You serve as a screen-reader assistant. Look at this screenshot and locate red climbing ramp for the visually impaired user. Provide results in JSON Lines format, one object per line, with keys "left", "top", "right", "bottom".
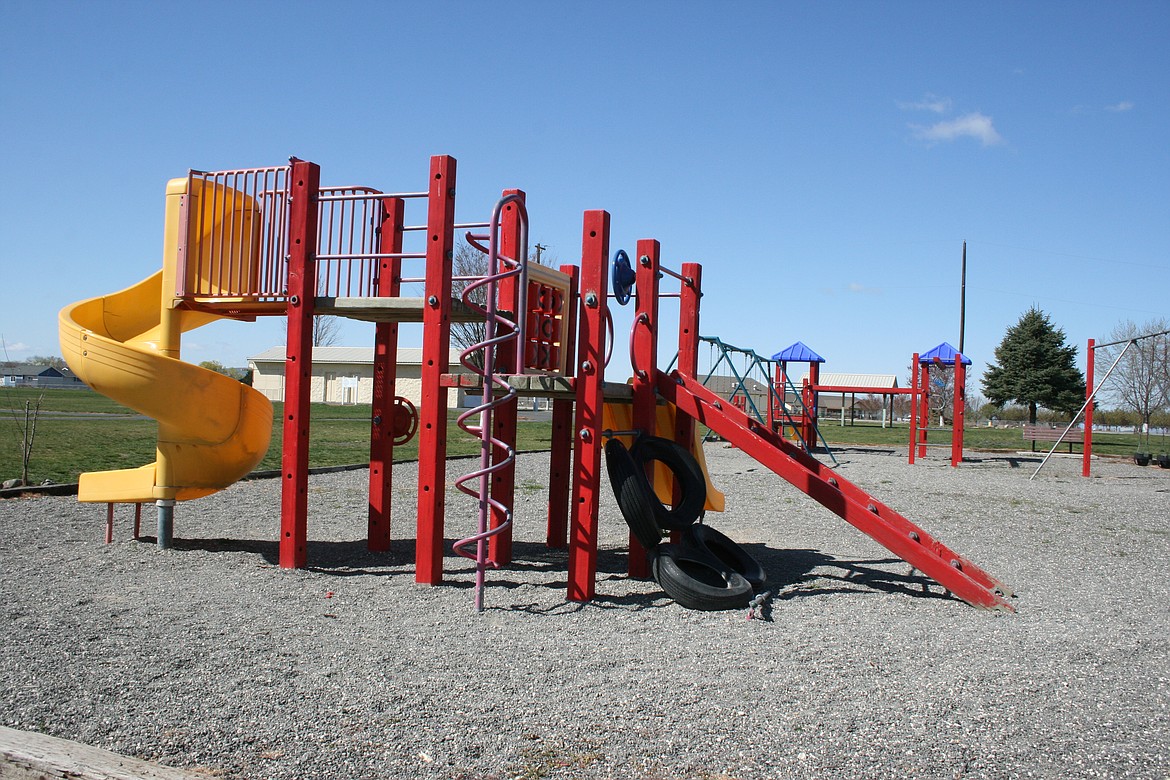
{"left": 656, "top": 369, "right": 1015, "bottom": 612}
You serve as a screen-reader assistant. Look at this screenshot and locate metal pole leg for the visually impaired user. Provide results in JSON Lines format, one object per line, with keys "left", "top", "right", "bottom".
{"left": 156, "top": 499, "right": 175, "bottom": 549}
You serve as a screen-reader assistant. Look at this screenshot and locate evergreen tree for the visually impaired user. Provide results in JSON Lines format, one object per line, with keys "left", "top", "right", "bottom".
{"left": 982, "top": 307, "right": 1085, "bottom": 424}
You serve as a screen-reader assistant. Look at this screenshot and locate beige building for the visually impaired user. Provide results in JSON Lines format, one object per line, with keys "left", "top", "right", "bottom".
{"left": 247, "top": 346, "right": 474, "bottom": 407}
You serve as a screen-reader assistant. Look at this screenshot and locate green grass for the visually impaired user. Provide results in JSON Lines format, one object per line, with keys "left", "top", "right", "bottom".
{"left": 811, "top": 419, "right": 1144, "bottom": 458}
{"left": 1, "top": 388, "right": 552, "bottom": 485}
{"left": 2, "top": 386, "right": 135, "bottom": 415}
{"left": 0, "top": 387, "right": 1149, "bottom": 485}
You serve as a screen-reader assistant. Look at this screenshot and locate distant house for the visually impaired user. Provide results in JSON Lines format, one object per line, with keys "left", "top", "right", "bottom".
{"left": 788, "top": 372, "right": 901, "bottom": 421}
{"left": 0, "top": 364, "right": 85, "bottom": 389}
{"left": 247, "top": 346, "right": 475, "bottom": 407}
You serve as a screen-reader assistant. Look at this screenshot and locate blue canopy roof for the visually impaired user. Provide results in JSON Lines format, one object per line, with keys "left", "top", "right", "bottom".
{"left": 771, "top": 341, "right": 826, "bottom": 363}
{"left": 919, "top": 341, "right": 972, "bottom": 365}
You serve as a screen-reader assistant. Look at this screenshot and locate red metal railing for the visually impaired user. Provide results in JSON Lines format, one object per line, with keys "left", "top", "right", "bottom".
{"left": 177, "top": 165, "right": 430, "bottom": 303}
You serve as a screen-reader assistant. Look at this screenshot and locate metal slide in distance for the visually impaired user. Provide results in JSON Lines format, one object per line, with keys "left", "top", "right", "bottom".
{"left": 655, "top": 369, "right": 1015, "bottom": 612}
{"left": 57, "top": 178, "right": 273, "bottom": 504}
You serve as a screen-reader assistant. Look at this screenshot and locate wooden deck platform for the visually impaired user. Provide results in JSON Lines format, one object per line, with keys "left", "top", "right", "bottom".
{"left": 314, "top": 296, "right": 481, "bottom": 323}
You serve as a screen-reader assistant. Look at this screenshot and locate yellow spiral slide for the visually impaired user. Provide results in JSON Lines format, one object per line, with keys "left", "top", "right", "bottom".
{"left": 58, "top": 177, "right": 273, "bottom": 504}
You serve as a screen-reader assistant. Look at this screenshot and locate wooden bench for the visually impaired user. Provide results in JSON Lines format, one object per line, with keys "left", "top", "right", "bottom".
{"left": 1023, "top": 424, "right": 1083, "bottom": 453}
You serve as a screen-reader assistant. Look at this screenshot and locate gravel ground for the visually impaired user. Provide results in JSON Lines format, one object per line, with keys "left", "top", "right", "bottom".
{"left": 2, "top": 446, "right": 1168, "bottom": 779}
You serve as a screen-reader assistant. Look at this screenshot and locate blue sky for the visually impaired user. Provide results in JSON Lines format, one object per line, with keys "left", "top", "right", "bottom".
{"left": 2, "top": 1, "right": 1166, "bottom": 395}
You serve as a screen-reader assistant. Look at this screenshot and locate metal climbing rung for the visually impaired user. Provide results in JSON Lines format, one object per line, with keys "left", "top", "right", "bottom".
{"left": 655, "top": 369, "right": 1015, "bottom": 612}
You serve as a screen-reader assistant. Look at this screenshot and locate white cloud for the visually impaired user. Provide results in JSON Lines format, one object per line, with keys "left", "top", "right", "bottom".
{"left": 1105, "top": 101, "right": 1134, "bottom": 112}
{"left": 847, "top": 282, "right": 881, "bottom": 295}
{"left": 911, "top": 112, "right": 1004, "bottom": 146}
{"left": 898, "top": 93, "right": 952, "bottom": 113}
{"left": 1, "top": 340, "right": 30, "bottom": 354}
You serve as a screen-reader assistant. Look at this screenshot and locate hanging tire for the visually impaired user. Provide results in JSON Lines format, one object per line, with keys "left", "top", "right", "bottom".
{"left": 651, "top": 543, "right": 754, "bottom": 611}
{"left": 605, "top": 438, "right": 664, "bottom": 551}
{"left": 682, "top": 524, "right": 767, "bottom": 590}
{"left": 629, "top": 436, "right": 707, "bottom": 531}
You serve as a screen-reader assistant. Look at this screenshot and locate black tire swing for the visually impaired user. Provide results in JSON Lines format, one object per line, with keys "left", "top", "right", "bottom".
{"left": 603, "top": 437, "right": 664, "bottom": 551}
{"left": 651, "top": 543, "right": 754, "bottom": 611}
{"left": 604, "top": 434, "right": 765, "bottom": 611}
{"left": 629, "top": 436, "right": 708, "bottom": 531}
{"left": 681, "top": 523, "right": 767, "bottom": 591}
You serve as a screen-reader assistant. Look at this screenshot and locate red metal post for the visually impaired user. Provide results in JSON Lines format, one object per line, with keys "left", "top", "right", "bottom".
{"left": 567, "top": 210, "right": 609, "bottom": 602}
{"left": 488, "top": 189, "right": 524, "bottom": 566}
{"left": 629, "top": 238, "right": 661, "bottom": 578}
{"left": 1083, "top": 338, "right": 1095, "bottom": 477}
{"left": 416, "top": 155, "right": 458, "bottom": 584}
{"left": 776, "top": 363, "right": 788, "bottom": 434}
{"left": 368, "top": 197, "right": 404, "bottom": 551}
{"left": 917, "top": 359, "right": 930, "bottom": 459}
{"left": 909, "top": 353, "right": 920, "bottom": 465}
{"left": 547, "top": 264, "right": 580, "bottom": 548}
{"left": 106, "top": 503, "right": 114, "bottom": 544}
{"left": 279, "top": 159, "right": 321, "bottom": 569}
{"left": 671, "top": 263, "right": 703, "bottom": 541}
{"left": 674, "top": 263, "right": 702, "bottom": 443}
{"left": 951, "top": 354, "right": 966, "bottom": 467}
{"left": 802, "top": 362, "right": 820, "bottom": 447}
{"left": 133, "top": 502, "right": 141, "bottom": 540}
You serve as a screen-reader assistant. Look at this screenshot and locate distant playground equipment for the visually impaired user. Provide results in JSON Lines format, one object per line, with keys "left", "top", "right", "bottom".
{"left": 58, "top": 155, "right": 1014, "bottom": 612}
{"left": 690, "top": 337, "right": 971, "bottom": 468}
{"left": 1035, "top": 329, "right": 1170, "bottom": 480}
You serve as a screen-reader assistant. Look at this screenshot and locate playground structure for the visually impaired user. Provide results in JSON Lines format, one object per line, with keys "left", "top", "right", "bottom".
{"left": 58, "top": 154, "right": 1013, "bottom": 612}
{"left": 693, "top": 337, "right": 970, "bottom": 468}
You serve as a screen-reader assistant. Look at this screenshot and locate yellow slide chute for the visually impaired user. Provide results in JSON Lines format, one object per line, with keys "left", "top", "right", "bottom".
{"left": 58, "top": 177, "right": 273, "bottom": 503}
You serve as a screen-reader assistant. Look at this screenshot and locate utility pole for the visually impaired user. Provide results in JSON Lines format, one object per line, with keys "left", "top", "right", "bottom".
{"left": 959, "top": 241, "right": 967, "bottom": 355}
{"left": 534, "top": 243, "right": 548, "bottom": 265}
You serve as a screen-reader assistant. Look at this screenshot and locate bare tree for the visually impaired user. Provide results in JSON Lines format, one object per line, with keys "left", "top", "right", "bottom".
{"left": 2, "top": 337, "right": 44, "bottom": 486}
{"left": 1098, "top": 317, "right": 1170, "bottom": 451}
{"left": 449, "top": 239, "right": 556, "bottom": 371}
{"left": 25, "top": 355, "right": 67, "bottom": 370}
{"left": 312, "top": 316, "right": 341, "bottom": 347}
{"left": 281, "top": 315, "right": 342, "bottom": 348}
{"left": 906, "top": 362, "right": 956, "bottom": 425}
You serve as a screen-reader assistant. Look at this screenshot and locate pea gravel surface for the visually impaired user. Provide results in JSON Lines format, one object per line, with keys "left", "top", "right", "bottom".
{"left": 2, "top": 446, "right": 1168, "bottom": 779}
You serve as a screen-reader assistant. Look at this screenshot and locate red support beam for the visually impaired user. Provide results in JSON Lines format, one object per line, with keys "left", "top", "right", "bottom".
{"left": 547, "top": 265, "right": 580, "bottom": 548}
{"left": 674, "top": 262, "right": 702, "bottom": 445}
{"left": 801, "top": 363, "right": 820, "bottom": 447}
{"left": 488, "top": 189, "right": 524, "bottom": 566}
{"left": 908, "top": 353, "right": 920, "bottom": 465}
{"left": 279, "top": 159, "right": 321, "bottom": 569}
{"left": 917, "top": 358, "right": 930, "bottom": 459}
{"left": 1083, "top": 338, "right": 1095, "bottom": 477}
{"left": 416, "top": 155, "right": 458, "bottom": 584}
{"left": 628, "top": 238, "right": 661, "bottom": 578}
{"left": 368, "top": 197, "right": 404, "bottom": 551}
{"left": 567, "top": 210, "right": 609, "bottom": 602}
{"left": 952, "top": 354, "right": 966, "bottom": 467}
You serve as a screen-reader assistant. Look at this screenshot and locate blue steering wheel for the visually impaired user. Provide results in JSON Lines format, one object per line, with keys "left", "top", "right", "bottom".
{"left": 611, "top": 249, "right": 635, "bottom": 306}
